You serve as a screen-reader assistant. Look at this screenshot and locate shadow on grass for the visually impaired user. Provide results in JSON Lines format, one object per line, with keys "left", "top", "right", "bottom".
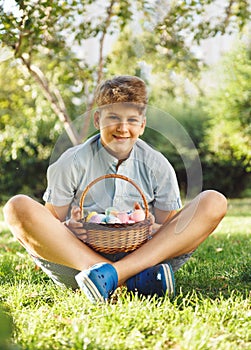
{"left": 0, "top": 230, "right": 51, "bottom": 288}
{"left": 1, "top": 228, "right": 250, "bottom": 302}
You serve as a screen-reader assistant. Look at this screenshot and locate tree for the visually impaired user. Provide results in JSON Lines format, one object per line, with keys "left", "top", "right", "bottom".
{"left": 106, "top": 1, "right": 251, "bottom": 101}
{"left": 204, "top": 42, "right": 251, "bottom": 172}
{"left": 0, "top": 0, "right": 151, "bottom": 144}
{"left": 1, "top": 0, "right": 251, "bottom": 200}
{"left": 1, "top": 0, "right": 250, "bottom": 143}
{"left": 0, "top": 58, "right": 59, "bottom": 200}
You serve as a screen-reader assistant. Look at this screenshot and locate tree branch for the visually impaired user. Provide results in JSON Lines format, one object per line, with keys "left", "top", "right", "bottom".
{"left": 20, "top": 55, "right": 81, "bottom": 145}
{"left": 80, "top": 0, "right": 116, "bottom": 140}
{"left": 97, "top": 0, "right": 116, "bottom": 83}
{"left": 221, "top": 0, "right": 234, "bottom": 34}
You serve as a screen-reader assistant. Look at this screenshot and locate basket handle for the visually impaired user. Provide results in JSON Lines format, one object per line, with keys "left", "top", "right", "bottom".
{"left": 79, "top": 173, "right": 149, "bottom": 218}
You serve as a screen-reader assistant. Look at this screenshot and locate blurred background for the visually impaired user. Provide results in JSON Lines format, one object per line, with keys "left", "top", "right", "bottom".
{"left": 0, "top": 0, "right": 250, "bottom": 202}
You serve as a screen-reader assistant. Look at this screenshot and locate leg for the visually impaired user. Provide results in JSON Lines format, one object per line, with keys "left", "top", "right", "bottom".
{"left": 75, "top": 190, "right": 227, "bottom": 302}
{"left": 3, "top": 195, "right": 110, "bottom": 270}
{"left": 114, "top": 190, "right": 227, "bottom": 284}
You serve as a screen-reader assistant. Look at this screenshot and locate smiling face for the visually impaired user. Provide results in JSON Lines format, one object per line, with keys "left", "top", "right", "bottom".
{"left": 94, "top": 103, "right": 146, "bottom": 159}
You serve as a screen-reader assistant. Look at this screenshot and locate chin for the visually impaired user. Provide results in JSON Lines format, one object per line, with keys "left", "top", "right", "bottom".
{"left": 110, "top": 147, "right": 130, "bottom": 159}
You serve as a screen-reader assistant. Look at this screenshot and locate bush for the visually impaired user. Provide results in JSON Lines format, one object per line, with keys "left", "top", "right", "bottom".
{"left": 143, "top": 100, "right": 250, "bottom": 198}
{"left": 0, "top": 154, "right": 48, "bottom": 204}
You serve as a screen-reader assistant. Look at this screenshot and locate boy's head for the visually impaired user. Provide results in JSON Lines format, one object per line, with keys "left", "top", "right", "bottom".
{"left": 93, "top": 76, "right": 147, "bottom": 160}
{"left": 94, "top": 75, "right": 148, "bottom": 113}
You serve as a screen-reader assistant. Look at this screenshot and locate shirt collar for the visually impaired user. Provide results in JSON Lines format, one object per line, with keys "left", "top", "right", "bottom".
{"left": 97, "top": 134, "right": 136, "bottom": 167}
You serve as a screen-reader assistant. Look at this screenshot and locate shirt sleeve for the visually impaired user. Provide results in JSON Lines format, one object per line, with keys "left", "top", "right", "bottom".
{"left": 152, "top": 154, "right": 182, "bottom": 211}
{"left": 43, "top": 147, "right": 81, "bottom": 206}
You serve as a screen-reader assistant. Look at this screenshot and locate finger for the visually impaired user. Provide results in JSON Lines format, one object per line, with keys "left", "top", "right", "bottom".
{"left": 71, "top": 206, "right": 81, "bottom": 218}
{"left": 74, "top": 227, "right": 87, "bottom": 235}
{"left": 71, "top": 220, "right": 84, "bottom": 228}
{"left": 71, "top": 206, "right": 82, "bottom": 221}
{"left": 69, "top": 220, "right": 86, "bottom": 233}
{"left": 65, "top": 218, "right": 83, "bottom": 230}
{"left": 148, "top": 213, "right": 155, "bottom": 224}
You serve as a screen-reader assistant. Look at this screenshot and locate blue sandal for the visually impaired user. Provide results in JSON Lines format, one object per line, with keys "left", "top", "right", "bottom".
{"left": 126, "top": 263, "right": 175, "bottom": 297}
{"left": 75, "top": 262, "right": 118, "bottom": 303}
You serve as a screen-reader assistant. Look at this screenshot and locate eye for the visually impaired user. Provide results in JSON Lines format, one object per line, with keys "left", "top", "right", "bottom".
{"left": 109, "top": 115, "right": 120, "bottom": 121}
{"left": 103, "top": 115, "right": 120, "bottom": 126}
{"left": 128, "top": 118, "right": 141, "bottom": 125}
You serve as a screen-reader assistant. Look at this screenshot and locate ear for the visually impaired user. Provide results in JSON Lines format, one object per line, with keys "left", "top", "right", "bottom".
{"left": 139, "top": 117, "right": 146, "bottom": 136}
{"left": 93, "top": 111, "right": 100, "bottom": 129}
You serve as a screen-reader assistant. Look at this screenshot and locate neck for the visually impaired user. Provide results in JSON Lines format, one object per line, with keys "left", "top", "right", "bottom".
{"left": 100, "top": 140, "right": 132, "bottom": 160}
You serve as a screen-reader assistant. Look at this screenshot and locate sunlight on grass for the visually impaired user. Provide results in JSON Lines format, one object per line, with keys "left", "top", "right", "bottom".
{"left": 0, "top": 199, "right": 250, "bottom": 350}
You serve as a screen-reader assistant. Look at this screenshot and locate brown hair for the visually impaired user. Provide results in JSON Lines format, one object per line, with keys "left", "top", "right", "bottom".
{"left": 94, "top": 76, "right": 148, "bottom": 111}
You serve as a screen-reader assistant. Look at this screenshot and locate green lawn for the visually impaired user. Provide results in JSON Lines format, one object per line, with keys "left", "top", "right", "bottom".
{"left": 0, "top": 199, "right": 250, "bottom": 350}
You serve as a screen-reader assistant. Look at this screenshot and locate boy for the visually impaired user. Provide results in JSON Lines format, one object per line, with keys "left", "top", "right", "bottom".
{"left": 3, "top": 76, "right": 227, "bottom": 303}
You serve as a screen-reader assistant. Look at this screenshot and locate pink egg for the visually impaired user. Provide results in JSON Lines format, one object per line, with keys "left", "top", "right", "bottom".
{"left": 130, "top": 209, "right": 145, "bottom": 222}
{"left": 116, "top": 211, "right": 130, "bottom": 223}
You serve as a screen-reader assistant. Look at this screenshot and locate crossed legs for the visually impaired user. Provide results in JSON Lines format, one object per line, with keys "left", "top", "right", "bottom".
{"left": 3, "top": 190, "right": 227, "bottom": 286}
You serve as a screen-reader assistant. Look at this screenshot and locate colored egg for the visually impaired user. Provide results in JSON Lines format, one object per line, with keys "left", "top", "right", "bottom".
{"left": 86, "top": 211, "right": 97, "bottom": 222}
{"left": 98, "top": 214, "right": 107, "bottom": 222}
{"left": 105, "top": 207, "right": 118, "bottom": 216}
{"left": 130, "top": 209, "right": 145, "bottom": 222}
{"left": 116, "top": 211, "right": 130, "bottom": 223}
{"left": 89, "top": 214, "right": 104, "bottom": 224}
{"left": 106, "top": 215, "right": 121, "bottom": 224}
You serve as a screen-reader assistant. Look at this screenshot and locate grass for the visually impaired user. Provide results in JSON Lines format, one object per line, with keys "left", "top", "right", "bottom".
{"left": 0, "top": 198, "right": 250, "bottom": 350}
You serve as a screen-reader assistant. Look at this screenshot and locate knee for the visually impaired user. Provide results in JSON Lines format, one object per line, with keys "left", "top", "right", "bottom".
{"left": 200, "top": 190, "right": 227, "bottom": 221}
{"left": 3, "top": 194, "right": 32, "bottom": 224}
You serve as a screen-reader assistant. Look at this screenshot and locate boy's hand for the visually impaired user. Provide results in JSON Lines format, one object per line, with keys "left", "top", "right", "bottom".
{"left": 148, "top": 212, "right": 162, "bottom": 236}
{"left": 64, "top": 206, "right": 87, "bottom": 240}
{"left": 133, "top": 202, "right": 162, "bottom": 236}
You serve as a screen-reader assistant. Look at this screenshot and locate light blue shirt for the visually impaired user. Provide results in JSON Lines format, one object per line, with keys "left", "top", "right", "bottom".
{"left": 43, "top": 134, "right": 181, "bottom": 216}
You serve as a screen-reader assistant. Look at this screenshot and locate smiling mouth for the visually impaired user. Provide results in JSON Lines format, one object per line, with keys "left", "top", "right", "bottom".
{"left": 113, "top": 135, "right": 129, "bottom": 141}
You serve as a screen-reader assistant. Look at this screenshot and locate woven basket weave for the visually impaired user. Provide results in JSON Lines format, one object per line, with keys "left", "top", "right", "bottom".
{"left": 77, "top": 174, "right": 151, "bottom": 254}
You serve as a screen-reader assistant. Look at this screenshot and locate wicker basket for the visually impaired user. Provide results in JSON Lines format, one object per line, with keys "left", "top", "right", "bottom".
{"left": 77, "top": 174, "right": 151, "bottom": 254}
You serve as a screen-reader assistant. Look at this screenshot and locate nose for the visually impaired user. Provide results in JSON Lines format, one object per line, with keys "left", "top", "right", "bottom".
{"left": 116, "top": 121, "right": 128, "bottom": 132}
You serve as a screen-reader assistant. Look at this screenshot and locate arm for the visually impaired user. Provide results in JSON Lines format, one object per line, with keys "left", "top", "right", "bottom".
{"left": 151, "top": 207, "right": 177, "bottom": 235}
{"left": 45, "top": 203, "right": 85, "bottom": 237}
{"left": 45, "top": 202, "right": 69, "bottom": 221}
{"left": 154, "top": 207, "right": 177, "bottom": 225}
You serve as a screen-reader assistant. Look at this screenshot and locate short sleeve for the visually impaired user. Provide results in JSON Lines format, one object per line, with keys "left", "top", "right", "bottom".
{"left": 152, "top": 155, "right": 182, "bottom": 211}
{"left": 43, "top": 147, "right": 81, "bottom": 206}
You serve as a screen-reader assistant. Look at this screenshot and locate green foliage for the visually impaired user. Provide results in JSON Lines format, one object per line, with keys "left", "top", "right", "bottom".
{"left": 202, "top": 43, "right": 251, "bottom": 178}
{"left": 155, "top": 0, "right": 251, "bottom": 48}
{"left": 0, "top": 60, "right": 59, "bottom": 201}
{"left": 0, "top": 304, "right": 14, "bottom": 350}
{"left": 141, "top": 95, "right": 251, "bottom": 197}
{"left": 0, "top": 0, "right": 149, "bottom": 98}
{"left": 0, "top": 0, "right": 154, "bottom": 145}
{"left": 106, "top": 28, "right": 143, "bottom": 76}
{"left": 0, "top": 1, "right": 251, "bottom": 200}
{"left": 108, "top": 0, "right": 251, "bottom": 80}
{"left": 0, "top": 199, "right": 250, "bottom": 349}
{"left": 140, "top": 101, "right": 208, "bottom": 196}
{"left": 201, "top": 157, "right": 251, "bottom": 197}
